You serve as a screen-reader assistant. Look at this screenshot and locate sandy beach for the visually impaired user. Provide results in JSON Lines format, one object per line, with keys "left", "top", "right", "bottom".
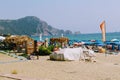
{"left": 0, "top": 53, "right": 120, "bottom": 80}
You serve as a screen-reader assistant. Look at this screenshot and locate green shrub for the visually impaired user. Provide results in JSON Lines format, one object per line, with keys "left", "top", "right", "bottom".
{"left": 47, "top": 45, "right": 55, "bottom": 51}
{"left": 39, "top": 46, "right": 52, "bottom": 55}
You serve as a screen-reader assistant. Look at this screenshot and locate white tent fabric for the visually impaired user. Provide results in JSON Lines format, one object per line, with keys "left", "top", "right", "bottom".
{"left": 63, "top": 48, "right": 83, "bottom": 60}
{"left": 50, "top": 47, "right": 95, "bottom": 61}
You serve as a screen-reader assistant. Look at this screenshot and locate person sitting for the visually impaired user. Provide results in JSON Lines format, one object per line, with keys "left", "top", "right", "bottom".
{"left": 82, "top": 45, "right": 96, "bottom": 62}
{"left": 53, "top": 46, "right": 60, "bottom": 51}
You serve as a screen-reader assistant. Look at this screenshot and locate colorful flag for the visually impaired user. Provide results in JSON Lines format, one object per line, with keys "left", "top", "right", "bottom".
{"left": 100, "top": 21, "right": 106, "bottom": 42}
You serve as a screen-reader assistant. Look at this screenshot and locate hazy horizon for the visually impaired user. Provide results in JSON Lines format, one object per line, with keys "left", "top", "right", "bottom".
{"left": 0, "top": 0, "right": 120, "bottom": 33}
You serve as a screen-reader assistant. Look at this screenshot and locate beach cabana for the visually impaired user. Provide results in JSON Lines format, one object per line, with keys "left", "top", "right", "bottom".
{"left": 3, "top": 35, "right": 36, "bottom": 54}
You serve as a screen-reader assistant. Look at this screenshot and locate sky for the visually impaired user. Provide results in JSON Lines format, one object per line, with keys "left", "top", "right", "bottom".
{"left": 0, "top": 0, "right": 120, "bottom": 34}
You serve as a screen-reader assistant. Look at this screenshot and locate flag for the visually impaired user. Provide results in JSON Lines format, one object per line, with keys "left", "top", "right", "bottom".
{"left": 100, "top": 21, "right": 106, "bottom": 42}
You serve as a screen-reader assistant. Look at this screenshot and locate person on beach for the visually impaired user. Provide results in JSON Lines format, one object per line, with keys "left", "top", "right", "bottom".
{"left": 35, "top": 51, "right": 39, "bottom": 60}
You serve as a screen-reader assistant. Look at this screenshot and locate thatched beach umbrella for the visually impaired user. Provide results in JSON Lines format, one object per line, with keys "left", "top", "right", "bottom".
{"left": 4, "top": 35, "right": 19, "bottom": 43}
{"left": 50, "top": 37, "right": 69, "bottom": 45}
{"left": 17, "top": 35, "right": 33, "bottom": 44}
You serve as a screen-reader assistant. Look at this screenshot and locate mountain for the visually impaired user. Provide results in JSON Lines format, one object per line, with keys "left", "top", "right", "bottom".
{"left": 0, "top": 16, "right": 72, "bottom": 36}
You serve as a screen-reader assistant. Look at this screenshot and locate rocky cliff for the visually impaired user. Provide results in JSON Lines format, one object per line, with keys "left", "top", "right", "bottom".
{"left": 0, "top": 16, "right": 72, "bottom": 36}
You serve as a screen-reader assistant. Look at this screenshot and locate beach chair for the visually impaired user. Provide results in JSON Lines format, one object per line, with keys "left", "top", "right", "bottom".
{"left": 82, "top": 46, "right": 96, "bottom": 62}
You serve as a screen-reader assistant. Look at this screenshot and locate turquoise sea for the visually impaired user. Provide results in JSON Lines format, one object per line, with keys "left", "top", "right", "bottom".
{"left": 31, "top": 32, "right": 120, "bottom": 42}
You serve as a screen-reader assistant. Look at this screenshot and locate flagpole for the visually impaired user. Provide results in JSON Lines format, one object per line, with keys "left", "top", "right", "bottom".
{"left": 104, "top": 21, "right": 107, "bottom": 56}
{"left": 105, "top": 21, "right": 106, "bottom": 42}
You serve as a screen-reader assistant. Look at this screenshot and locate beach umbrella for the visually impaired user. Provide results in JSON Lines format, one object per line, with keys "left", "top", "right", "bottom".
{"left": 81, "top": 41, "right": 85, "bottom": 45}
{"left": 94, "top": 40, "right": 103, "bottom": 44}
{"left": 111, "top": 39, "right": 119, "bottom": 42}
{"left": 96, "top": 43, "right": 105, "bottom": 46}
{"left": 73, "top": 42, "right": 78, "bottom": 45}
{"left": 105, "top": 42, "right": 111, "bottom": 45}
{"left": 109, "top": 42, "right": 120, "bottom": 45}
{"left": 84, "top": 41, "right": 94, "bottom": 45}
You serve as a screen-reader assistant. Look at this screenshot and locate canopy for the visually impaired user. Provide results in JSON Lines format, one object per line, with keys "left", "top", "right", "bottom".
{"left": 50, "top": 37, "right": 69, "bottom": 44}
{"left": 111, "top": 39, "right": 119, "bottom": 42}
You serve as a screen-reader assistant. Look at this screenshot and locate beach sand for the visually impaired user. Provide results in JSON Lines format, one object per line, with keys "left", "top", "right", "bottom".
{"left": 0, "top": 53, "right": 120, "bottom": 80}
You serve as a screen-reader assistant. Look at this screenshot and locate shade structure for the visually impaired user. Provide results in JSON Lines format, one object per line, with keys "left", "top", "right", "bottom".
{"left": 50, "top": 37, "right": 69, "bottom": 44}
{"left": 96, "top": 43, "right": 105, "bottom": 46}
{"left": 111, "top": 39, "right": 119, "bottom": 42}
{"left": 4, "top": 35, "right": 19, "bottom": 43}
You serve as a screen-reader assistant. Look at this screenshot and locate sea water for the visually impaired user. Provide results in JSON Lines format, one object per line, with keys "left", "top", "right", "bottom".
{"left": 31, "top": 32, "right": 120, "bottom": 42}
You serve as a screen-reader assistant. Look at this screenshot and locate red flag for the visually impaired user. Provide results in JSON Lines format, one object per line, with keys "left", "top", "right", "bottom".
{"left": 100, "top": 21, "right": 106, "bottom": 42}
